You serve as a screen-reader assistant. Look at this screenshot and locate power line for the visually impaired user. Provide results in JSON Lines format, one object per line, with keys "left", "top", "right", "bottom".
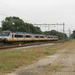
{"left": 0, "top": 2, "right": 41, "bottom": 23}
{"left": 0, "top": 12, "right": 8, "bottom": 16}
{"left": 0, "top": 10, "right": 12, "bottom": 16}
{"left": 34, "top": 23, "right": 65, "bottom": 40}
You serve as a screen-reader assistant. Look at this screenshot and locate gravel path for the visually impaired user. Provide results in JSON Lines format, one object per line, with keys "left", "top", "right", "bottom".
{"left": 5, "top": 41, "right": 75, "bottom": 75}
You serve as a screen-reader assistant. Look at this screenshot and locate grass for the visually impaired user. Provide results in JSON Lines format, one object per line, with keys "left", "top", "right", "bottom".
{"left": 35, "top": 40, "right": 75, "bottom": 75}
{"left": 0, "top": 40, "right": 73, "bottom": 74}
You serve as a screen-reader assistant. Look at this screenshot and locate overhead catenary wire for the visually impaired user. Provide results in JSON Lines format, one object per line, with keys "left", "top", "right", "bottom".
{"left": 0, "top": 1, "right": 67, "bottom": 38}
{"left": 0, "top": 12, "right": 9, "bottom": 16}
{"left": 0, "top": 10, "right": 12, "bottom": 16}
{"left": 0, "top": 2, "right": 30, "bottom": 22}
{"left": 0, "top": 2, "right": 42, "bottom": 23}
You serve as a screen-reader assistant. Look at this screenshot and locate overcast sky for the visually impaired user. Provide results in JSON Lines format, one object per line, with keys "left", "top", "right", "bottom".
{"left": 0, "top": 0, "right": 75, "bottom": 33}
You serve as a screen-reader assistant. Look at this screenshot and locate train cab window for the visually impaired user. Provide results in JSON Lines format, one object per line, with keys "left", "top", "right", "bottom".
{"left": 15, "top": 35, "right": 23, "bottom": 38}
{"left": 0, "top": 32, "right": 10, "bottom": 36}
{"left": 26, "top": 35, "right": 31, "bottom": 38}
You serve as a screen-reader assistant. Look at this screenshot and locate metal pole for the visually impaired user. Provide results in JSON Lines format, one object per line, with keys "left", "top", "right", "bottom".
{"left": 34, "top": 23, "right": 65, "bottom": 38}
{"left": 63, "top": 23, "right": 65, "bottom": 40}
{"left": 28, "top": 25, "right": 30, "bottom": 33}
{"left": 48, "top": 25, "right": 50, "bottom": 31}
{"left": 69, "top": 29, "right": 71, "bottom": 39}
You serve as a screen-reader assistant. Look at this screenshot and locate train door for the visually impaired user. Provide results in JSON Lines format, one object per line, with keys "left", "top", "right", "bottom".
{"left": 12, "top": 33, "right": 14, "bottom": 41}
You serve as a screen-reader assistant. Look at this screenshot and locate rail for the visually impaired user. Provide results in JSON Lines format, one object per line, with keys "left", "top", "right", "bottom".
{"left": 0, "top": 40, "right": 69, "bottom": 50}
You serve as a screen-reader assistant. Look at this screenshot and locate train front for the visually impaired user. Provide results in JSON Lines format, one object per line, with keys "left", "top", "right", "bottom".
{"left": 0, "top": 31, "right": 11, "bottom": 42}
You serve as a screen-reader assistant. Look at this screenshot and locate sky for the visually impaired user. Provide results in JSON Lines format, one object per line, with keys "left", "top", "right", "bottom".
{"left": 0, "top": 0, "right": 75, "bottom": 34}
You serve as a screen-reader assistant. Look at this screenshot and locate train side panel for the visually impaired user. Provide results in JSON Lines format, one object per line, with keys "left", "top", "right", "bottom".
{"left": 0, "top": 31, "right": 58, "bottom": 42}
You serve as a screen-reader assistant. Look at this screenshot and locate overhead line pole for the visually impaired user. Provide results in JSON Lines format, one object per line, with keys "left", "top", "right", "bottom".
{"left": 34, "top": 23, "right": 65, "bottom": 40}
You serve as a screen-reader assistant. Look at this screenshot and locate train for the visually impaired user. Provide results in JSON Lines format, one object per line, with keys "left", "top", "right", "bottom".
{"left": 0, "top": 31, "right": 58, "bottom": 43}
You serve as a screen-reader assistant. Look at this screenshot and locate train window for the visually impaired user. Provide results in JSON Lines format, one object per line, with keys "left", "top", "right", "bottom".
{"left": 35, "top": 36, "right": 39, "bottom": 38}
{"left": 48, "top": 37, "right": 53, "bottom": 38}
{"left": 40, "top": 36, "right": 44, "bottom": 38}
{"left": 48, "top": 37, "right": 50, "bottom": 38}
{"left": 25, "top": 35, "right": 31, "bottom": 38}
{"left": 15, "top": 35, "right": 23, "bottom": 38}
{"left": 45, "top": 36, "right": 47, "bottom": 37}
{"left": 54, "top": 37, "right": 57, "bottom": 38}
{"left": 0, "top": 32, "right": 10, "bottom": 36}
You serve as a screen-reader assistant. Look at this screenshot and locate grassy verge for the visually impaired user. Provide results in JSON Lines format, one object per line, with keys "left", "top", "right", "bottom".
{"left": 0, "top": 40, "right": 73, "bottom": 74}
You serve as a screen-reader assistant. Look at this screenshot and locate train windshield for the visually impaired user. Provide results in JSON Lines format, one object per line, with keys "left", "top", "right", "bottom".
{"left": 0, "top": 32, "right": 10, "bottom": 36}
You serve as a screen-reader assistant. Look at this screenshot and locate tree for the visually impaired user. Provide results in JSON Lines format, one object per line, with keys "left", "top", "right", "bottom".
{"left": 2, "top": 16, "right": 25, "bottom": 32}
{"left": 34, "top": 27, "right": 42, "bottom": 34}
{"left": 71, "top": 30, "right": 75, "bottom": 39}
{"left": 1, "top": 16, "right": 42, "bottom": 34}
{"left": 43, "top": 30, "right": 67, "bottom": 40}
{"left": 2, "top": 21, "right": 15, "bottom": 31}
{"left": 0, "top": 27, "right": 2, "bottom": 31}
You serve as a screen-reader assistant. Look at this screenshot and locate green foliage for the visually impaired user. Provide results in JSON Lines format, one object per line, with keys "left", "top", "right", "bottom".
{"left": 43, "top": 30, "right": 67, "bottom": 40}
{"left": 1, "top": 16, "right": 42, "bottom": 34}
{"left": 43, "top": 51, "right": 51, "bottom": 55}
{"left": 0, "top": 27, "right": 2, "bottom": 31}
{"left": 71, "top": 30, "right": 75, "bottom": 39}
{"left": 2, "top": 16, "right": 26, "bottom": 32}
{"left": 1, "top": 16, "right": 68, "bottom": 40}
{"left": 34, "top": 27, "right": 42, "bottom": 34}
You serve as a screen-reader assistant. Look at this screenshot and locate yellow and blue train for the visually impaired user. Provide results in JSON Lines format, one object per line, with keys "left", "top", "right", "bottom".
{"left": 0, "top": 31, "right": 58, "bottom": 42}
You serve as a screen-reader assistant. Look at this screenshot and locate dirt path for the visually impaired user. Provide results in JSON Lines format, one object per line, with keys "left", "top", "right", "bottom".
{"left": 6, "top": 40, "right": 75, "bottom": 75}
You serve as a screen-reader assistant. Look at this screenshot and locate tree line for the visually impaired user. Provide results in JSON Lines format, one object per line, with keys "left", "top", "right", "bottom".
{"left": 71, "top": 30, "right": 75, "bottom": 39}
{"left": 0, "top": 16, "right": 68, "bottom": 40}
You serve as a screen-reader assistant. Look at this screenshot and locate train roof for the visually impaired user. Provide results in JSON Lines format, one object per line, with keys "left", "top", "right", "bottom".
{"left": 0, "top": 31, "right": 58, "bottom": 37}
{"left": 0, "top": 30, "right": 11, "bottom": 33}
{"left": 0, "top": 31, "right": 31, "bottom": 34}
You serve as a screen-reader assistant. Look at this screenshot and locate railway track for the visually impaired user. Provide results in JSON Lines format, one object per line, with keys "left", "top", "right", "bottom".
{"left": 0, "top": 43, "right": 42, "bottom": 50}
{"left": 0, "top": 40, "right": 69, "bottom": 50}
